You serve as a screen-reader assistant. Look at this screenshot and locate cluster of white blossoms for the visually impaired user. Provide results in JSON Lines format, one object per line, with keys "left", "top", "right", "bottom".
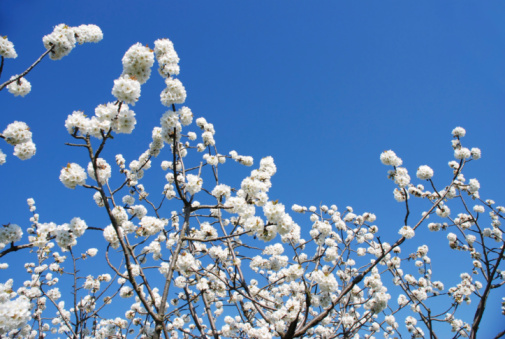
{"left": 64, "top": 103, "right": 137, "bottom": 138}
{"left": 0, "top": 224, "right": 23, "bottom": 251}
{"left": 194, "top": 117, "right": 217, "bottom": 149}
{"left": 24, "top": 200, "right": 87, "bottom": 251}
{"left": 308, "top": 267, "right": 339, "bottom": 293}
{"left": 450, "top": 127, "right": 481, "bottom": 161}
{"left": 416, "top": 165, "right": 434, "bottom": 180}
{"left": 159, "top": 106, "right": 193, "bottom": 144}
{"left": 240, "top": 156, "right": 276, "bottom": 206}
{"left": 0, "top": 279, "right": 32, "bottom": 335}
{"left": 43, "top": 24, "right": 102, "bottom": 60}
{"left": 174, "top": 252, "right": 199, "bottom": 277}
{"left": 380, "top": 150, "right": 402, "bottom": 167}
{"left": 0, "top": 36, "right": 17, "bottom": 59}
{"left": 155, "top": 39, "right": 186, "bottom": 107}
{"left": 448, "top": 273, "right": 479, "bottom": 305}
{"left": 6, "top": 75, "right": 31, "bottom": 97}
{"left": 160, "top": 78, "right": 186, "bottom": 107}
{"left": 229, "top": 149, "right": 254, "bottom": 166}
{"left": 154, "top": 39, "right": 180, "bottom": 77}
{"left": 398, "top": 225, "right": 415, "bottom": 239}
{"left": 103, "top": 225, "right": 121, "bottom": 249}
{"left": 184, "top": 174, "right": 203, "bottom": 195}
{"left": 111, "top": 43, "right": 157, "bottom": 105}
{"left": 1, "top": 121, "right": 36, "bottom": 163}
{"left": 87, "top": 158, "right": 112, "bottom": 184}
{"left": 121, "top": 43, "right": 155, "bottom": 84}
{"left": 59, "top": 163, "right": 87, "bottom": 189}
{"left": 112, "top": 76, "right": 141, "bottom": 105}
{"left": 211, "top": 184, "right": 231, "bottom": 200}
{"left": 137, "top": 216, "right": 166, "bottom": 237}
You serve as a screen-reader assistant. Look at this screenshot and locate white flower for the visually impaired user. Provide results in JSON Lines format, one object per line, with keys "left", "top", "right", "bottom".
{"left": 380, "top": 150, "right": 402, "bottom": 166}
{"left": 0, "top": 224, "right": 23, "bottom": 245}
{"left": 13, "top": 141, "right": 36, "bottom": 160}
{"left": 112, "top": 206, "right": 128, "bottom": 225}
{"left": 2, "top": 121, "right": 32, "bottom": 145}
{"left": 112, "top": 76, "right": 141, "bottom": 105}
{"left": 86, "top": 248, "right": 98, "bottom": 257}
{"left": 160, "top": 78, "right": 186, "bottom": 106}
{"left": 447, "top": 232, "right": 458, "bottom": 242}
{"left": 202, "top": 131, "right": 215, "bottom": 146}
{"left": 212, "top": 184, "right": 231, "bottom": 199}
{"left": 237, "top": 156, "right": 254, "bottom": 166}
{"left": 55, "top": 226, "right": 77, "bottom": 249}
{"left": 119, "top": 286, "right": 134, "bottom": 298}
{"left": 121, "top": 43, "right": 155, "bottom": 84}
{"left": 188, "top": 132, "right": 197, "bottom": 140}
{"left": 179, "top": 107, "right": 193, "bottom": 126}
{"left": 196, "top": 117, "right": 207, "bottom": 129}
{"left": 73, "top": 24, "right": 103, "bottom": 44}
{"left": 65, "top": 111, "right": 89, "bottom": 135}
{"left": 112, "top": 104, "right": 137, "bottom": 134}
{"left": 0, "top": 36, "right": 17, "bottom": 58}
{"left": 398, "top": 294, "right": 409, "bottom": 307}
{"left": 154, "top": 38, "right": 180, "bottom": 77}
{"left": 60, "top": 163, "right": 87, "bottom": 189}
{"left": 471, "top": 148, "right": 481, "bottom": 160}
{"left": 205, "top": 154, "right": 219, "bottom": 166}
{"left": 416, "top": 165, "right": 433, "bottom": 180}
{"left": 7, "top": 76, "right": 31, "bottom": 97}
{"left": 93, "top": 192, "right": 104, "bottom": 207}
{"left": 452, "top": 127, "right": 466, "bottom": 137}
{"left": 43, "top": 24, "right": 77, "bottom": 60}
{"left": 185, "top": 174, "right": 203, "bottom": 195}
{"left": 138, "top": 216, "right": 165, "bottom": 236}
{"left": 393, "top": 188, "right": 408, "bottom": 202}
{"left": 0, "top": 295, "right": 32, "bottom": 333}
{"left": 87, "top": 158, "right": 111, "bottom": 184}
{"left": 309, "top": 269, "right": 339, "bottom": 293}
{"left": 174, "top": 276, "right": 186, "bottom": 288}
{"left": 394, "top": 167, "right": 410, "bottom": 188}
{"left": 399, "top": 226, "right": 415, "bottom": 239}
{"left": 454, "top": 147, "right": 471, "bottom": 160}
{"left": 436, "top": 205, "right": 450, "bottom": 218}
{"left": 103, "top": 225, "right": 120, "bottom": 249}
{"left": 468, "top": 179, "right": 480, "bottom": 193}
{"left": 69, "top": 217, "right": 87, "bottom": 237}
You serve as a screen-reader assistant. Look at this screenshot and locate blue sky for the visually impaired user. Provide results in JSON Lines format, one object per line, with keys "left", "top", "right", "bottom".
{"left": 1, "top": 1, "right": 505, "bottom": 337}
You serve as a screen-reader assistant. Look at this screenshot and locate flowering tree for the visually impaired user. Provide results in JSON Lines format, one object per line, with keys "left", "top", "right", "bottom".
{"left": 0, "top": 24, "right": 504, "bottom": 339}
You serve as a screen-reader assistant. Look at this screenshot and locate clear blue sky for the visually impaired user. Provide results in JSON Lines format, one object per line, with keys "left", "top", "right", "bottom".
{"left": 1, "top": 1, "right": 504, "bottom": 337}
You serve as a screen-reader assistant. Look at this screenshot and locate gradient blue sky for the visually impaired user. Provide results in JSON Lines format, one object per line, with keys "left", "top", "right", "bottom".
{"left": 1, "top": 1, "right": 504, "bottom": 337}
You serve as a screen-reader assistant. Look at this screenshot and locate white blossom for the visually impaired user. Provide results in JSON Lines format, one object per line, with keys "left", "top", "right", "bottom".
{"left": 0, "top": 36, "right": 17, "bottom": 58}
{"left": 6, "top": 76, "right": 31, "bottom": 97}
{"left": 416, "top": 165, "right": 433, "bottom": 180}
{"left": 160, "top": 78, "right": 186, "bottom": 106}
{"left": 60, "top": 163, "right": 87, "bottom": 189}
{"left": 121, "top": 43, "right": 155, "bottom": 84}
{"left": 112, "top": 76, "right": 141, "bottom": 105}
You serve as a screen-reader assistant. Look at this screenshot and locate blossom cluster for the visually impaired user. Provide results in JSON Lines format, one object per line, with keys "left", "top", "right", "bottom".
{"left": 43, "top": 24, "right": 102, "bottom": 60}
{"left": 65, "top": 103, "right": 137, "bottom": 138}
{"left": 0, "top": 36, "right": 17, "bottom": 59}
{"left": 0, "top": 121, "right": 36, "bottom": 164}
{"left": 6, "top": 75, "right": 31, "bottom": 97}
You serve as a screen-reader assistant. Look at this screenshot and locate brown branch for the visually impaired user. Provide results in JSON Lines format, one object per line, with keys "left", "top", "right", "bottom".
{"left": 0, "top": 242, "right": 33, "bottom": 258}
{"left": 0, "top": 46, "right": 54, "bottom": 91}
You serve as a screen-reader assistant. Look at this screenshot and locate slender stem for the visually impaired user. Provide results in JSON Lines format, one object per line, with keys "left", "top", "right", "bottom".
{"left": 0, "top": 47, "right": 53, "bottom": 91}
